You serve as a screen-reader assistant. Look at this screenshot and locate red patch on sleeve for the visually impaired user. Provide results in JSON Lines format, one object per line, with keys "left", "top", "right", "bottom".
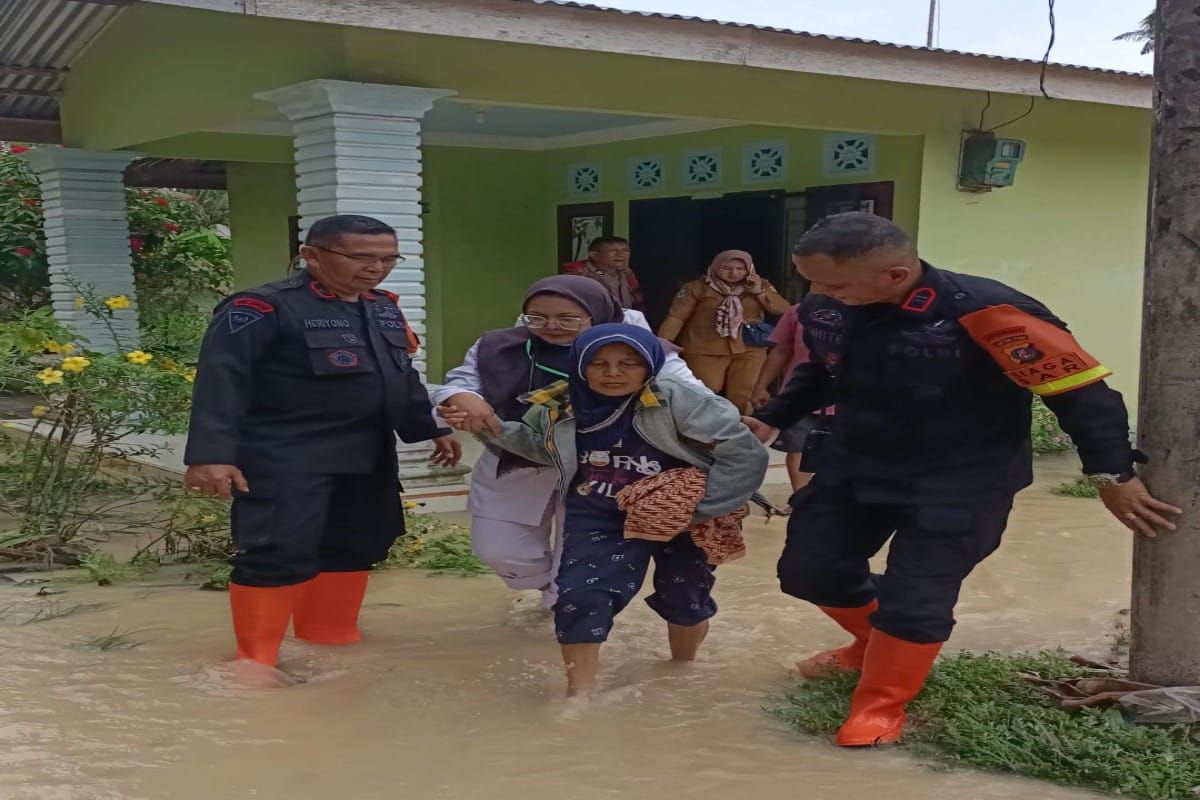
{"left": 233, "top": 297, "right": 274, "bottom": 313}
{"left": 381, "top": 289, "right": 400, "bottom": 304}
{"left": 959, "top": 304, "right": 1110, "bottom": 395}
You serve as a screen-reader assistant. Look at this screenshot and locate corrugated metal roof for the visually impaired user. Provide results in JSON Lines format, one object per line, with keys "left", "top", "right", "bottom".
{"left": 523, "top": 0, "right": 1150, "bottom": 80}
{"left": 0, "top": 0, "right": 124, "bottom": 121}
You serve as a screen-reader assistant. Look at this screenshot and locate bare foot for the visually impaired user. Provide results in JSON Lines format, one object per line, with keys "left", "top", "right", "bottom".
{"left": 232, "top": 659, "right": 303, "bottom": 689}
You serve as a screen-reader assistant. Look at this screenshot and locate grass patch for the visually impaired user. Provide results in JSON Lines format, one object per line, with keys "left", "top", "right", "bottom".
{"left": 1052, "top": 477, "right": 1100, "bottom": 499}
{"left": 0, "top": 598, "right": 111, "bottom": 624}
{"left": 769, "top": 651, "right": 1200, "bottom": 800}
{"left": 382, "top": 513, "right": 489, "bottom": 576}
{"left": 191, "top": 560, "right": 232, "bottom": 591}
{"left": 78, "top": 627, "right": 154, "bottom": 651}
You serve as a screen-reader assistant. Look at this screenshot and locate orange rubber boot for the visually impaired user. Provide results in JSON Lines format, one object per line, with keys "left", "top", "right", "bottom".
{"left": 836, "top": 630, "right": 943, "bottom": 747}
{"left": 229, "top": 582, "right": 308, "bottom": 667}
{"left": 292, "top": 571, "right": 370, "bottom": 645}
{"left": 795, "top": 600, "right": 878, "bottom": 679}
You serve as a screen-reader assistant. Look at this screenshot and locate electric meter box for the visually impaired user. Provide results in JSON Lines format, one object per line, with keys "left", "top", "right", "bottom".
{"left": 959, "top": 133, "right": 1026, "bottom": 190}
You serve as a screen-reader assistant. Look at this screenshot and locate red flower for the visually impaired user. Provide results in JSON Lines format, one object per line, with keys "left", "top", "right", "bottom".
{"left": 162, "top": 222, "right": 179, "bottom": 233}
{"left": 22, "top": 198, "right": 38, "bottom": 206}
{"left": 15, "top": 247, "right": 33, "bottom": 257}
{"left": 9, "top": 145, "right": 29, "bottom": 154}
{"left": 154, "top": 197, "right": 169, "bottom": 207}
{"left": 129, "top": 237, "right": 145, "bottom": 252}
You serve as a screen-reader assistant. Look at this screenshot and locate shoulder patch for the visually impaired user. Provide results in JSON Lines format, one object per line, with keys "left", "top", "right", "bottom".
{"left": 233, "top": 296, "right": 274, "bottom": 314}
{"left": 228, "top": 307, "right": 265, "bottom": 334}
{"left": 959, "top": 304, "right": 1111, "bottom": 396}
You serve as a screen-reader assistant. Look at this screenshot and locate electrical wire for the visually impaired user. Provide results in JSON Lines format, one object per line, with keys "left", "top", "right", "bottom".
{"left": 977, "top": 90, "right": 993, "bottom": 131}
{"left": 987, "top": 97, "right": 1036, "bottom": 132}
{"left": 982, "top": 0, "right": 1056, "bottom": 133}
{"left": 1038, "top": 0, "right": 1057, "bottom": 98}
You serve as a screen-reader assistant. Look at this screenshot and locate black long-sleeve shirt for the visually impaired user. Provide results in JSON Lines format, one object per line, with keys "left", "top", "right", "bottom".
{"left": 184, "top": 270, "right": 444, "bottom": 475}
{"left": 754, "top": 262, "right": 1137, "bottom": 504}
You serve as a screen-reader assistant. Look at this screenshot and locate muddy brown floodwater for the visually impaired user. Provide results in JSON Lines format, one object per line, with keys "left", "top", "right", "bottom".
{"left": 0, "top": 456, "right": 1125, "bottom": 800}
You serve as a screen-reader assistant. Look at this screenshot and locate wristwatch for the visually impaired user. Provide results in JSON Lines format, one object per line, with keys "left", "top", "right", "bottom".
{"left": 1085, "top": 472, "right": 1133, "bottom": 488}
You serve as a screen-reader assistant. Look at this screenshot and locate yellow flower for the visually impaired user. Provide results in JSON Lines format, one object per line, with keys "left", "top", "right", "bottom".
{"left": 61, "top": 356, "right": 91, "bottom": 373}
{"left": 104, "top": 295, "right": 131, "bottom": 311}
{"left": 73, "top": 296, "right": 85, "bottom": 309}
{"left": 60, "top": 342, "right": 76, "bottom": 354}
{"left": 37, "top": 368, "right": 64, "bottom": 385}
{"left": 182, "top": 367, "right": 197, "bottom": 383}
{"left": 30, "top": 405, "right": 48, "bottom": 417}
{"left": 125, "top": 350, "right": 153, "bottom": 365}
{"left": 161, "top": 357, "right": 179, "bottom": 372}
{"left": 41, "top": 339, "right": 63, "bottom": 354}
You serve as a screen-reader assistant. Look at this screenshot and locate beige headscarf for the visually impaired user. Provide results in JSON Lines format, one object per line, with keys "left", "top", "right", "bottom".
{"left": 704, "top": 250, "right": 756, "bottom": 340}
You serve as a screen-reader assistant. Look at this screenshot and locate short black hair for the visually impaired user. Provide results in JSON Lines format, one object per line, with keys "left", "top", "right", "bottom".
{"left": 588, "top": 235, "right": 629, "bottom": 250}
{"left": 792, "top": 212, "right": 913, "bottom": 260}
{"left": 305, "top": 214, "right": 396, "bottom": 248}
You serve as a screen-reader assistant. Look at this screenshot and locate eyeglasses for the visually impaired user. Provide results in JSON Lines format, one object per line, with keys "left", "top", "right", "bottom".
{"left": 312, "top": 245, "right": 405, "bottom": 269}
{"left": 519, "top": 313, "right": 590, "bottom": 332}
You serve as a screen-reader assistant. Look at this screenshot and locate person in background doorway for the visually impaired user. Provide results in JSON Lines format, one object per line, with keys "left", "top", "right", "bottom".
{"left": 441, "top": 324, "right": 767, "bottom": 697}
{"left": 750, "top": 303, "right": 826, "bottom": 492}
{"left": 183, "top": 214, "right": 459, "bottom": 683}
{"left": 432, "top": 276, "right": 705, "bottom": 612}
{"left": 560, "top": 235, "right": 645, "bottom": 312}
{"left": 659, "top": 250, "right": 791, "bottom": 413}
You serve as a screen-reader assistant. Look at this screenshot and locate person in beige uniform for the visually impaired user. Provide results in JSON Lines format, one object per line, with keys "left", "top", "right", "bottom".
{"left": 659, "top": 249, "right": 791, "bottom": 412}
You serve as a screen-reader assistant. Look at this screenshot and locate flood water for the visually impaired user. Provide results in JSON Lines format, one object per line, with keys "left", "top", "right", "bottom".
{"left": 0, "top": 456, "right": 1125, "bottom": 800}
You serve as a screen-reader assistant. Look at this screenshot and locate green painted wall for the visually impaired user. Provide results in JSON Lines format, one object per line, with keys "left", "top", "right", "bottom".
{"left": 422, "top": 147, "right": 553, "bottom": 379}
{"left": 915, "top": 101, "right": 1151, "bottom": 400}
{"left": 543, "top": 125, "right": 923, "bottom": 240}
{"left": 226, "top": 162, "right": 298, "bottom": 290}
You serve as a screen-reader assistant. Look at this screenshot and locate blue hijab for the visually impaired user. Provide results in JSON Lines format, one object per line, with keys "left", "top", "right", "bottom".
{"left": 570, "top": 323, "right": 666, "bottom": 431}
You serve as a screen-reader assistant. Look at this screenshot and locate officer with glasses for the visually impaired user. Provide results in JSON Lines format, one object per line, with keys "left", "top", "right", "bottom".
{"left": 184, "top": 214, "right": 459, "bottom": 680}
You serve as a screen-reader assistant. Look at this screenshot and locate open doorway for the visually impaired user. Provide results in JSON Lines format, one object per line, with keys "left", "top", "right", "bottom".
{"left": 629, "top": 182, "right": 894, "bottom": 328}
{"left": 630, "top": 190, "right": 785, "bottom": 328}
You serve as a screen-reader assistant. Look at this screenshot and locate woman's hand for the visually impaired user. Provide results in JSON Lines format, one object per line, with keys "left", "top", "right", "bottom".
{"left": 744, "top": 274, "right": 766, "bottom": 295}
{"left": 440, "top": 393, "right": 501, "bottom": 435}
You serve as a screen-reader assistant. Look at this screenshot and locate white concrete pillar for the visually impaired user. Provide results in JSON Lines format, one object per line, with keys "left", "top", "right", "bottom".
{"left": 255, "top": 79, "right": 463, "bottom": 487}
{"left": 21, "top": 148, "right": 141, "bottom": 352}
{"left": 254, "top": 79, "right": 455, "bottom": 378}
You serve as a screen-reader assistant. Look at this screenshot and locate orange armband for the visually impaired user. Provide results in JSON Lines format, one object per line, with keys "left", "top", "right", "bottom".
{"left": 959, "top": 304, "right": 1111, "bottom": 396}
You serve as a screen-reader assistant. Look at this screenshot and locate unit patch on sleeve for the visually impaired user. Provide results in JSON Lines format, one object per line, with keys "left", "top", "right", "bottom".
{"left": 959, "top": 304, "right": 1111, "bottom": 396}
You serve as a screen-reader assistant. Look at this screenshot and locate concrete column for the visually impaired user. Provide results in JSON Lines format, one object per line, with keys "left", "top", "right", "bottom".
{"left": 254, "top": 79, "right": 454, "bottom": 377}
{"left": 255, "top": 80, "right": 463, "bottom": 487}
{"left": 21, "top": 148, "right": 141, "bottom": 352}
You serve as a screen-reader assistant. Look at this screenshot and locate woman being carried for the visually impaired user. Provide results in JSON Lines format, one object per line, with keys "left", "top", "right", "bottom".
{"left": 442, "top": 324, "right": 767, "bottom": 696}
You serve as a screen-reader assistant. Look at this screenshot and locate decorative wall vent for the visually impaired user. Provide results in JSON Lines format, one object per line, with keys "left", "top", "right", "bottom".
{"left": 568, "top": 163, "right": 601, "bottom": 195}
{"left": 628, "top": 156, "right": 664, "bottom": 192}
{"left": 823, "top": 134, "right": 876, "bottom": 177}
{"left": 743, "top": 141, "right": 787, "bottom": 183}
{"left": 682, "top": 148, "right": 722, "bottom": 187}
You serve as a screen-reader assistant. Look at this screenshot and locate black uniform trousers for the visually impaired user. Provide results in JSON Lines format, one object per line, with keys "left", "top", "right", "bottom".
{"left": 779, "top": 483, "right": 1013, "bottom": 643}
{"left": 229, "top": 471, "right": 404, "bottom": 587}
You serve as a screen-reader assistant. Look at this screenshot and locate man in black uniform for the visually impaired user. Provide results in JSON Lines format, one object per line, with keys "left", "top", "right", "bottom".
{"left": 747, "top": 213, "right": 1180, "bottom": 747}
{"left": 184, "top": 214, "right": 459, "bottom": 672}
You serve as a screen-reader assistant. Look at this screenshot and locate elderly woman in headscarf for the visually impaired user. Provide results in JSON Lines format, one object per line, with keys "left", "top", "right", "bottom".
{"left": 433, "top": 276, "right": 705, "bottom": 611}
{"left": 440, "top": 323, "right": 768, "bottom": 697}
{"left": 658, "top": 250, "right": 791, "bottom": 413}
